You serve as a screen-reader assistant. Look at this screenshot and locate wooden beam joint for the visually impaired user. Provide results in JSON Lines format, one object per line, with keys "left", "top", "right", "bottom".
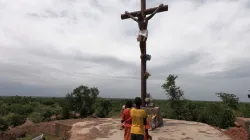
{"left": 121, "top": 5, "right": 168, "bottom": 20}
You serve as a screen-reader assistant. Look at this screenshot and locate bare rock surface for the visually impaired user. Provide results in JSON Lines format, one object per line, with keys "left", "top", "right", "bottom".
{"left": 69, "top": 118, "right": 232, "bottom": 140}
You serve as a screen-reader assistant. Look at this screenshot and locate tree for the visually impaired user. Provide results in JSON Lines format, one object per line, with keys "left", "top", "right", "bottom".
{"left": 161, "top": 74, "right": 188, "bottom": 120}
{"left": 65, "top": 85, "right": 99, "bottom": 118}
{"left": 29, "top": 112, "right": 43, "bottom": 123}
{"left": 161, "top": 74, "right": 184, "bottom": 100}
{"left": 216, "top": 92, "right": 238, "bottom": 128}
{"left": 216, "top": 92, "right": 239, "bottom": 110}
{"left": 9, "top": 104, "right": 34, "bottom": 116}
{"left": 41, "top": 107, "right": 54, "bottom": 121}
{"left": 96, "top": 98, "right": 112, "bottom": 118}
{"left": 42, "top": 98, "right": 55, "bottom": 106}
{"left": 0, "top": 103, "right": 8, "bottom": 116}
{"left": 6, "top": 113, "right": 26, "bottom": 127}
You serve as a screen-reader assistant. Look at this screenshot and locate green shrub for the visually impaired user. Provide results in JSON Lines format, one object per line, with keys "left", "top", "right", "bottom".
{"left": 42, "top": 99, "right": 55, "bottom": 106}
{"left": 8, "top": 104, "right": 33, "bottom": 116}
{"left": 21, "top": 104, "right": 34, "bottom": 115}
{"left": 0, "top": 117, "right": 8, "bottom": 131}
{"left": 184, "top": 101, "right": 200, "bottom": 121}
{"left": 29, "top": 102, "right": 40, "bottom": 108}
{"left": 40, "top": 107, "right": 54, "bottom": 121}
{"left": 239, "top": 104, "right": 250, "bottom": 117}
{"left": 219, "top": 109, "right": 235, "bottom": 129}
{"left": 62, "top": 107, "right": 70, "bottom": 119}
{"left": 29, "top": 112, "right": 43, "bottom": 123}
{"left": 198, "top": 103, "right": 223, "bottom": 127}
{"left": 6, "top": 113, "right": 26, "bottom": 127}
{"left": 95, "top": 99, "right": 112, "bottom": 118}
{"left": 0, "top": 104, "right": 9, "bottom": 116}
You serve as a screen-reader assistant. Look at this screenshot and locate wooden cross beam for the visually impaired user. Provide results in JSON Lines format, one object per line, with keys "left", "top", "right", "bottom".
{"left": 121, "top": 5, "right": 168, "bottom": 20}
{"left": 120, "top": 0, "right": 168, "bottom": 107}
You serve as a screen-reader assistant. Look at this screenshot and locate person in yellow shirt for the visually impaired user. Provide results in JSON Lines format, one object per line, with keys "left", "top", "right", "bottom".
{"left": 130, "top": 97, "right": 147, "bottom": 140}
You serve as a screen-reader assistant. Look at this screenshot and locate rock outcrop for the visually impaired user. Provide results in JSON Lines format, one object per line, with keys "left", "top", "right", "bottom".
{"left": 142, "top": 106, "right": 163, "bottom": 129}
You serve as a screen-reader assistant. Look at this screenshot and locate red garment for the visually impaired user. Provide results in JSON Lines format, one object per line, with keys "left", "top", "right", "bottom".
{"left": 120, "top": 107, "right": 125, "bottom": 130}
{"left": 122, "top": 108, "right": 132, "bottom": 128}
{"left": 124, "top": 127, "right": 131, "bottom": 140}
{"left": 144, "top": 116, "right": 152, "bottom": 140}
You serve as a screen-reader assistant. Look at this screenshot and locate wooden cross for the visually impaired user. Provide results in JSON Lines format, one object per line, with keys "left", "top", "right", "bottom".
{"left": 120, "top": 0, "right": 168, "bottom": 107}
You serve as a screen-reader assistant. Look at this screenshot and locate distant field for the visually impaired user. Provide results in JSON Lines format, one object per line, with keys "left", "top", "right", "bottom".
{"left": 106, "top": 98, "right": 250, "bottom": 118}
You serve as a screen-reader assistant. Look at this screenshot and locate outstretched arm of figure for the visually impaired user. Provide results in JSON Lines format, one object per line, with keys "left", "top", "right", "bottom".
{"left": 125, "top": 11, "right": 138, "bottom": 22}
{"left": 145, "top": 4, "right": 164, "bottom": 21}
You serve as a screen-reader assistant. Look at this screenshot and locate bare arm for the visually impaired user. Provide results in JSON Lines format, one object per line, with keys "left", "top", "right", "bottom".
{"left": 145, "top": 129, "right": 149, "bottom": 136}
{"left": 121, "top": 119, "right": 125, "bottom": 123}
{"left": 143, "top": 117, "right": 147, "bottom": 125}
{"left": 145, "top": 4, "right": 164, "bottom": 21}
{"left": 121, "top": 111, "right": 125, "bottom": 123}
{"left": 125, "top": 11, "right": 138, "bottom": 22}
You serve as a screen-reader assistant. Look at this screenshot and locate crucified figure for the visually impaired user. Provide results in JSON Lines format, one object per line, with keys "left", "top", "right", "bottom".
{"left": 125, "top": 4, "right": 164, "bottom": 30}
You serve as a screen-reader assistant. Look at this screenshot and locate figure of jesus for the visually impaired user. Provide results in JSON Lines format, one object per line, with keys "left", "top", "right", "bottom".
{"left": 125, "top": 4, "right": 164, "bottom": 30}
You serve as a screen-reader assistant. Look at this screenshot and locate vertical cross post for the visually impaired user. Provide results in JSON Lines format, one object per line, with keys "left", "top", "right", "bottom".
{"left": 121, "top": 1, "right": 168, "bottom": 107}
{"left": 141, "top": 0, "right": 147, "bottom": 107}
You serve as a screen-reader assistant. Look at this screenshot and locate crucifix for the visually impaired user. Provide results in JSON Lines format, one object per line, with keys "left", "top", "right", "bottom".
{"left": 121, "top": 0, "right": 168, "bottom": 107}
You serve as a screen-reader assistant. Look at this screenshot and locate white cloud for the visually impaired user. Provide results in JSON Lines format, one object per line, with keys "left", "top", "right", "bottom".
{"left": 0, "top": 0, "right": 250, "bottom": 101}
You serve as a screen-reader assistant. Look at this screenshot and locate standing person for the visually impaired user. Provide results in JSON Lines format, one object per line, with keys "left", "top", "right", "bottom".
{"left": 120, "top": 104, "right": 126, "bottom": 130}
{"left": 144, "top": 115, "right": 152, "bottom": 140}
{"left": 130, "top": 97, "right": 147, "bottom": 140}
{"left": 121, "top": 101, "right": 133, "bottom": 140}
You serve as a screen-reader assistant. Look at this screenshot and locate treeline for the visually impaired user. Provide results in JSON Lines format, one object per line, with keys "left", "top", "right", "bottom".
{"left": 0, "top": 74, "right": 250, "bottom": 131}
{"left": 0, "top": 96, "right": 63, "bottom": 131}
{"left": 0, "top": 86, "right": 113, "bottom": 131}
{"left": 160, "top": 74, "right": 249, "bottom": 129}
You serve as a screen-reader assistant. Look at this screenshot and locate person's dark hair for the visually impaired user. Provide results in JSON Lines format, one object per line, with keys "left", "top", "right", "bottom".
{"left": 125, "top": 100, "right": 133, "bottom": 108}
{"left": 134, "top": 97, "right": 142, "bottom": 107}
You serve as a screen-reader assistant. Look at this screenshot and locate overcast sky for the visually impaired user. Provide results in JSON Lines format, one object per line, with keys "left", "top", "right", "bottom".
{"left": 0, "top": 0, "right": 250, "bottom": 101}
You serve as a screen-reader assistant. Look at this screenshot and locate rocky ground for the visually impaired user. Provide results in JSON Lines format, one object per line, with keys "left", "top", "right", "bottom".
{"left": 69, "top": 118, "right": 232, "bottom": 140}
{"left": 1, "top": 118, "right": 248, "bottom": 140}
{"left": 224, "top": 127, "right": 248, "bottom": 140}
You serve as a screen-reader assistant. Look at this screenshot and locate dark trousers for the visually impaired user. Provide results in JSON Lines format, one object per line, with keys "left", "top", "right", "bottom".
{"left": 131, "top": 133, "right": 144, "bottom": 140}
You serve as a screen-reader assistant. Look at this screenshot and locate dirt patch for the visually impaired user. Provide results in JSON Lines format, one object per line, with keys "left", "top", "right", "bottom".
{"left": 224, "top": 127, "right": 248, "bottom": 140}
{"left": 70, "top": 118, "right": 119, "bottom": 140}
{"left": 0, "top": 128, "right": 27, "bottom": 140}
{"left": 0, "top": 119, "right": 75, "bottom": 140}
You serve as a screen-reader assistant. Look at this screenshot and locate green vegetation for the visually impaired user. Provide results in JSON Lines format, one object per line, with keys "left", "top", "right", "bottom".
{"left": 160, "top": 74, "right": 241, "bottom": 129}
{"left": 0, "top": 74, "right": 250, "bottom": 132}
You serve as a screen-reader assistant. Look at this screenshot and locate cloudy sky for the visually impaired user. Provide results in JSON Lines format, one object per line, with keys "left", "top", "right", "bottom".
{"left": 0, "top": 0, "right": 250, "bottom": 101}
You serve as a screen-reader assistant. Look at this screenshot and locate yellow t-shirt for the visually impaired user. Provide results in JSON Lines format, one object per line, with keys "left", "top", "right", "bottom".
{"left": 130, "top": 108, "right": 146, "bottom": 135}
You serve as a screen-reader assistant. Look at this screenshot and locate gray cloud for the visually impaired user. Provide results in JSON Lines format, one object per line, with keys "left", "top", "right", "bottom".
{"left": 150, "top": 51, "right": 210, "bottom": 75}
{"left": 204, "top": 60, "right": 250, "bottom": 79}
{"left": 0, "top": 0, "right": 250, "bottom": 102}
